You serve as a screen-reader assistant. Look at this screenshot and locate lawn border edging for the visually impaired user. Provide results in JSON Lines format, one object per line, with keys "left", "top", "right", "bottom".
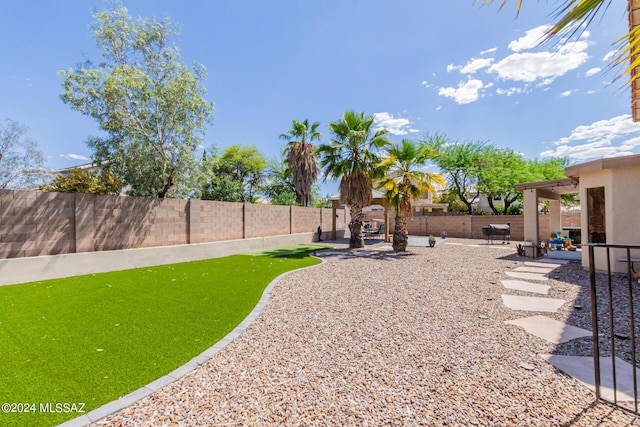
{"left": 56, "top": 248, "right": 330, "bottom": 427}
{"left": 0, "top": 233, "right": 320, "bottom": 286}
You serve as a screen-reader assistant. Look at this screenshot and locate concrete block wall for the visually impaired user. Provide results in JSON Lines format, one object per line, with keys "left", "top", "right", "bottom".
{"left": 0, "top": 190, "right": 351, "bottom": 260}
{"left": 0, "top": 190, "right": 76, "bottom": 258}
{"left": 195, "top": 200, "right": 244, "bottom": 243}
{"left": 93, "top": 196, "right": 189, "bottom": 251}
{"left": 244, "top": 204, "right": 290, "bottom": 239}
{"left": 470, "top": 216, "right": 523, "bottom": 240}
{"left": 291, "top": 206, "right": 322, "bottom": 234}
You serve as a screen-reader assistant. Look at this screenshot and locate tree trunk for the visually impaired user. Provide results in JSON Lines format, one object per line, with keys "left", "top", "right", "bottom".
{"left": 349, "top": 204, "right": 364, "bottom": 249}
{"left": 392, "top": 212, "right": 408, "bottom": 252}
{"left": 487, "top": 196, "right": 501, "bottom": 215}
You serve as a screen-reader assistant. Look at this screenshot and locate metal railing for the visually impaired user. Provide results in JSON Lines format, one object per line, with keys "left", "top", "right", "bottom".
{"left": 587, "top": 243, "right": 640, "bottom": 414}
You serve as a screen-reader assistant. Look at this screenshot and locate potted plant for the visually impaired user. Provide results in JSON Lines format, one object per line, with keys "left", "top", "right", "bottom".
{"left": 441, "top": 231, "right": 447, "bottom": 239}
{"left": 428, "top": 235, "right": 436, "bottom": 247}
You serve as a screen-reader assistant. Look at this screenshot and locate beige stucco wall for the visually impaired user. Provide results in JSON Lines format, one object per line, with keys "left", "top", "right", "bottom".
{"left": 579, "top": 166, "right": 640, "bottom": 273}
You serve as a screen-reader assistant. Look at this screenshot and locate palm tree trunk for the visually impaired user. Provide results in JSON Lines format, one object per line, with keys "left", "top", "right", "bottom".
{"left": 349, "top": 204, "right": 365, "bottom": 248}
{"left": 392, "top": 212, "right": 408, "bottom": 252}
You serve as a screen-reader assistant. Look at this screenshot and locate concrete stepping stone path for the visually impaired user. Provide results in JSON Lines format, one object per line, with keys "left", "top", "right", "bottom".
{"left": 505, "top": 271, "right": 549, "bottom": 281}
{"left": 501, "top": 294, "right": 565, "bottom": 312}
{"left": 541, "top": 354, "right": 640, "bottom": 403}
{"left": 505, "top": 315, "right": 591, "bottom": 344}
{"left": 501, "top": 280, "right": 550, "bottom": 295}
{"left": 513, "top": 266, "right": 554, "bottom": 274}
{"left": 524, "top": 261, "right": 563, "bottom": 268}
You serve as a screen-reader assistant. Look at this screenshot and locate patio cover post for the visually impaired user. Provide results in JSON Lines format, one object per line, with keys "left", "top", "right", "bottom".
{"left": 331, "top": 199, "right": 338, "bottom": 241}
{"left": 523, "top": 188, "right": 539, "bottom": 246}
{"left": 384, "top": 205, "right": 390, "bottom": 242}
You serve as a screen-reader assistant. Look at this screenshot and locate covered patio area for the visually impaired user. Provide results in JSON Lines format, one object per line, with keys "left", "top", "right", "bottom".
{"left": 514, "top": 177, "right": 579, "bottom": 247}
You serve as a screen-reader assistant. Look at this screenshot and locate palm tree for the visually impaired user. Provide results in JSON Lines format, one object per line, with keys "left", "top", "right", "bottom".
{"left": 377, "top": 140, "right": 446, "bottom": 252}
{"left": 279, "top": 119, "right": 321, "bottom": 207}
{"left": 480, "top": 1, "right": 637, "bottom": 91}
{"left": 316, "top": 110, "right": 391, "bottom": 249}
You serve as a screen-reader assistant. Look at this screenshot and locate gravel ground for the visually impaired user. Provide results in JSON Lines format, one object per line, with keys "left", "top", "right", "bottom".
{"left": 96, "top": 238, "right": 640, "bottom": 426}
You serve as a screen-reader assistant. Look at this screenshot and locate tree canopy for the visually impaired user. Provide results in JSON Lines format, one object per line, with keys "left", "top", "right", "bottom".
{"left": 280, "top": 119, "right": 321, "bottom": 207}
{"left": 200, "top": 145, "right": 266, "bottom": 203}
{"left": 0, "top": 118, "right": 49, "bottom": 190}
{"left": 40, "top": 168, "right": 122, "bottom": 195}
{"left": 425, "top": 135, "right": 569, "bottom": 214}
{"left": 317, "top": 110, "right": 391, "bottom": 248}
{"left": 59, "top": 4, "right": 214, "bottom": 198}
{"left": 376, "top": 140, "right": 445, "bottom": 251}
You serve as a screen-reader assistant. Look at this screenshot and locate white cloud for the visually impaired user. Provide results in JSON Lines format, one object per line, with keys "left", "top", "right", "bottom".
{"left": 59, "top": 153, "right": 91, "bottom": 161}
{"left": 438, "top": 79, "right": 485, "bottom": 104}
{"left": 541, "top": 115, "right": 640, "bottom": 160}
{"left": 496, "top": 87, "right": 523, "bottom": 96}
{"left": 421, "top": 80, "right": 432, "bottom": 88}
{"left": 446, "top": 64, "right": 460, "bottom": 73}
{"left": 585, "top": 67, "right": 601, "bottom": 77}
{"left": 480, "top": 47, "right": 497, "bottom": 55}
{"left": 487, "top": 42, "right": 589, "bottom": 83}
{"left": 459, "top": 57, "right": 495, "bottom": 74}
{"left": 508, "top": 25, "right": 551, "bottom": 52}
{"left": 373, "top": 112, "right": 419, "bottom": 136}
{"left": 560, "top": 90, "right": 575, "bottom": 97}
{"left": 603, "top": 50, "right": 616, "bottom": 62}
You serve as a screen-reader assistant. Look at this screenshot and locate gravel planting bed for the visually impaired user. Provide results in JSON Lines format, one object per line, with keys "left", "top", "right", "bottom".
{"left": 96, "top": 238, "right": 639, "bottom": 426}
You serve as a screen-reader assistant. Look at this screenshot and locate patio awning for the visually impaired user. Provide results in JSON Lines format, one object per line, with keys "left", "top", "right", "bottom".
{"left": 514, "top": 177, "right": 579, "bottom": 196}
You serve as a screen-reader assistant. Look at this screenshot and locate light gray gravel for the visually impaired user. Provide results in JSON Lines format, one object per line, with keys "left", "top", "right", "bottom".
{"left": 96, "top": 239, "right": 640, "bottom": 426}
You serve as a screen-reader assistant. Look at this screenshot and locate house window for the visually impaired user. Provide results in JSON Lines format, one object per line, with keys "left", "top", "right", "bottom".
{"left": 587, "top": 187, "right": 606, "bottom": 243}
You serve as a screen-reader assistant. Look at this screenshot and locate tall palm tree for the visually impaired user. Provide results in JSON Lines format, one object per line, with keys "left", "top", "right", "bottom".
{"left": 279, "top": 119, "right": 321, "bottom": 207}
{"left": 377, "top": 140, "right": 446, "bottom": 252}
{"left": 480, "top": 1, "right": 637, "bottom": 90}
{"left": 316, "top": 110, "right": 391, "bottom": 249}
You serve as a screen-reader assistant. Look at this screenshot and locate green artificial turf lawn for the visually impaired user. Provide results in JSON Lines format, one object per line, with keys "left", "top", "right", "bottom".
{"left": 0, "top": 244, "right": 329, "bottom": 426}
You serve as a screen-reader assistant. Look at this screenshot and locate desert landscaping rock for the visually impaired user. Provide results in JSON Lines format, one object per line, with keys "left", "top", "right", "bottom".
{"left": 95, "top": 238, "right": 638, "bottom": 426}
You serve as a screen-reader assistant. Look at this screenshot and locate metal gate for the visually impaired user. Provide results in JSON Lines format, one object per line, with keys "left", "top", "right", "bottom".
{"left": 587, "top": 243, "right": 640, "bottom": 414}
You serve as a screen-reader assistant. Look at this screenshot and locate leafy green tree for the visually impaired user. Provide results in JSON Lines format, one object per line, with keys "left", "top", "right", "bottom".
{"left": 376, "top": 140, "right": 445, "bottom": 252}
{"left": 40, "top": 168, "right": 122, "bottom": 195}
{"left": 59, "top": 4, "right": 214, "bottom": 198}
{"left": 279, "top": 119, "right": 321, "bottom": 207}
{"left": 311, "top": 184, "right": 332, "bottom": 208}
{"left": 260, "top": 157, "right": 297, "bottom": 205}
{"left": 201, "top": 145, "right": 266, "bottom": 202}
{"left": 477, "top": 147, "right": 531, "bottom": 215}
{"left": 432, "top": 190, "right": 469, "bottom": 212}
{"left": 425, "top": 136, "right": 485, "bottom": 215}
{"left": 0, "top": 118, "right": 49, "bottom": 190}
{"left": 317, "top": 110, "right": 391, "bottom": 248}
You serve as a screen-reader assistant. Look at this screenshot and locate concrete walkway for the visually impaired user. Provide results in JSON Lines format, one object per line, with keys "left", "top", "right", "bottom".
{"left": 500, "top": 259, "right": 638, "bottom": 406}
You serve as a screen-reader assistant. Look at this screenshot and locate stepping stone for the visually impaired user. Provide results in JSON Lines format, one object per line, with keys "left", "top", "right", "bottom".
{"left": 501, "top": 280, "right": 550, "bottom": 295}
{"left": 501, "top": 294, "right": 565, "bottom": 312}
{"left": 540, "top": 354, "right": 640, "bottom": 403}
{"left": 524, "top": 261, "right": 562, "bottom": 269}
{"left": 444, "top": 242, "right": 464, "bottom": 246}
{"left": 505, "top": 315, "right": 591, "bottom": 344}
{"left": 536, "top": 258, "right": 569, "bottom": 265}
{"left": 514, "top": 266, "right": 554, "bottom": 274}
{"left": 506, "top": 271, "right": 549, "bottom": 281}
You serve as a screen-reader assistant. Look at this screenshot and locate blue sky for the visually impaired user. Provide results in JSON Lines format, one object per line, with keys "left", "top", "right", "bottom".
{"left": 1, "top": 0, "right": 637, "bottom": 195}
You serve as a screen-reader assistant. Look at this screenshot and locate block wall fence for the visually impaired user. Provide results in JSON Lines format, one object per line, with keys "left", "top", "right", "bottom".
{"left": 0, "top": 189, "right": 582, "bottom": 259}
{"left": 0, "top": 190, "right": 348, "bottom": 259}
{"left": 381, "top": 212, "right": 581, "bottom": 241}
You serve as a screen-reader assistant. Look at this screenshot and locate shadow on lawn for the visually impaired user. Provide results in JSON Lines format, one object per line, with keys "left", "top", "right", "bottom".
{"left": 248, "top": 246, "right": 332, "bottom": 259}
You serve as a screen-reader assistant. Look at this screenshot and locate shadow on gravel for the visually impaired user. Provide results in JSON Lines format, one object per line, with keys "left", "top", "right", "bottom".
{"left": 316, "top": 248, "right": 418, "bottom": 262}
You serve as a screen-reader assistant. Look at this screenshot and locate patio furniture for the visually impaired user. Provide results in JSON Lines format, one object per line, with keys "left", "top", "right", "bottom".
{"left": 482, "top": 223, "right": 511, "bottom": 244}
{"left": 616, "top": 256, "right": 640, "bottom": 274}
